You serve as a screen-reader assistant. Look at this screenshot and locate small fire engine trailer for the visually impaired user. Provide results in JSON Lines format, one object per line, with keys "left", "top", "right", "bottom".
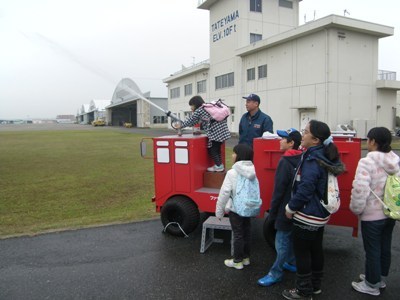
{"left": 142, "top": 133, "right": 361, "bottom": 244}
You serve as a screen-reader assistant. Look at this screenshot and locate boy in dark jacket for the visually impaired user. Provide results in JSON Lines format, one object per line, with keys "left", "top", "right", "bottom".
{"left": 258, "top": 128, "right": 302, "bottom": 287}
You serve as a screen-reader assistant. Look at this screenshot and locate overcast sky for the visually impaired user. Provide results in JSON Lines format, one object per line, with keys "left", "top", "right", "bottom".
{"left": 0, "top": 0, "right": 399, "bottom": 119}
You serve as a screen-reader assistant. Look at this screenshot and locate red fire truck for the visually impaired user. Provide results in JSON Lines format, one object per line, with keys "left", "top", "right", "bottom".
{"left": 141, "top": 133, "right": 360, "bottom": 245}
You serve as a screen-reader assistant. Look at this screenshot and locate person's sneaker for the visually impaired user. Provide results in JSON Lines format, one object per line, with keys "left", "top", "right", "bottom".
{"left": 283, "top": 262, "right": 297, "bottom": 273}
{"left": 257, "top": 274, "right": 281, "bottom": 287}
{"left": 224, "top": 259, "right": 244, "bottom": 270}
{"left": 352, "top": 280, "right": 380, "bottom": 296}
{"left": 359, "top": 274, "right": 386, "bottom": 289}
{"left": 242, "top": 258, "right": 250, "bottom": 266}
{"left": 207, "top": 164, "right": 224, "bottom": 172}
{"left": 282, "top": 288, "right": 312, "bottom": 300}
{"left": 312, "top": 289, "right": 322, "bottom": 295}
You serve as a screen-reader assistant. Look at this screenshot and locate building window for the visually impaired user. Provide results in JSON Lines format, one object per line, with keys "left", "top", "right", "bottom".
{"left": 215, "top": 72, "right": 234, "bottom": 90}
{"left": 184, "top": 84, "right": 192, "bottom": 96}
{"left": 170, "top": 87, "right": 180, "bottom": 98}
{"left": 279, "top": 0, "right": 293, "bottom": 9}
{"left": 250, "top": 0, "right": 262, "bottom": 12}
{"left": 258, "top": 64, "right": 267, "bottom": 79}
{"left": 247, "top": 68, "right": 255, "bottom": 81}
{"left": 250, "top": 33, "right": 262, "bottom": 44}
{"left": 153, "top": 116, "right": 168, "bottom": 124}
{"left": 197, "top": 80, "right": 206, "bottom": 93}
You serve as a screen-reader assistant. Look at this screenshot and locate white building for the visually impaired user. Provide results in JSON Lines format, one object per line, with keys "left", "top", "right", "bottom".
{"left": 78, "top": 104, "right": 90, "bottom": 124}
{"left": 76, "top": 79, "right": 168, "bottom": 127}
{"left": 89, "top": 99, "right": 111, "bottom": 122}
{"left": 164, "top": 0, "right": 400, "bottom": 137}
{"left": 106, "top": 78, "right": 168, "bottom": 128}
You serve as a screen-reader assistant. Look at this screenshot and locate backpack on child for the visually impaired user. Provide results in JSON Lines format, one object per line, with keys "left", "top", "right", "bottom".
{"left": 202, "top": 99, "right": 230, "bottom": 122}
{"left": 293, "top": 159, "right": 341, "bottom": 215}
{"left": 369, "top": 172, "right": 400, "bottom": 220}
{"left": 320, "top": 172, "right": 341, "bottom": 214}
{"left": 232, "top": 174, "right": 262, "bottom": 217}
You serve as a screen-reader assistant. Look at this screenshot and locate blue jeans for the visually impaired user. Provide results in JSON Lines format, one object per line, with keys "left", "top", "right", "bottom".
{"left": 361, "top": 218, "right": 396, "bottom": 288}
{"left": 268, "top": 230, "right": 295, "bottom": 280}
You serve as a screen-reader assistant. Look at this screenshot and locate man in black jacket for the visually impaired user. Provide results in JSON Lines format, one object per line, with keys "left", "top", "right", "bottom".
{"left": 239, "top": 94, "right": 273, "bottom": 147}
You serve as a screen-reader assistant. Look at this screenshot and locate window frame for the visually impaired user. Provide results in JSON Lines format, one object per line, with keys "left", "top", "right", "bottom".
{"left": 184, "top": 83, "right": 192, "bottom": 96}
{"left": 250, "top": 0, "right": 262, "bottom": 12}
{"left": 215, "top": 72, "right": 234, "bottom": 90}
{"left": 250, "top": 33, "right": 262, "bottom": 44}
{"left": 197, "top": 80, "right": 206, "bottom": 94}
{"left": 170, "top": 87, "right": 180, "bottom": 99}
{"left": 247, "top": 68, "right": 255, "bottom": 81}
{"left": 258, "top": 64, "right": 267, "bottom": 79}
{"left": 279, "top": 0, "right": 293, "bottom": 9}
{"left": 152, "top": 115, "right": 168, "bottom": 124}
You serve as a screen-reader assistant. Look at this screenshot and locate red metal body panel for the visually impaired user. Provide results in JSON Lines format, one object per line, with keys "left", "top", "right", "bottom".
{"left": 152, "top": 134, "right": 224, "bottom": 213}
{"left": 253, "top": 137, "right": 361, "bottom": 236}
{"left": 152, "top": 134, "right": 361, "bottom": 236}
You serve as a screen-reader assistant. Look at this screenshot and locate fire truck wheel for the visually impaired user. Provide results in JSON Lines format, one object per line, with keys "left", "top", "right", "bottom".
{"left": 263, "top": 215, "right": 276, "bottom": 250}
{"left": 161, "top": 196, "right": 200, "bottom": 237}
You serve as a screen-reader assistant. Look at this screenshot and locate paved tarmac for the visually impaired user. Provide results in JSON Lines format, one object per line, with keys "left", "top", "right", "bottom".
{"left": 1, "top": 216, "right": 399, "bottom": 300}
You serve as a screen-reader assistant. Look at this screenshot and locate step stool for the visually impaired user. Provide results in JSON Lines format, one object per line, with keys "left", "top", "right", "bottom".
{"left": 200, "top": 216, "right": 234, "bottom": 255}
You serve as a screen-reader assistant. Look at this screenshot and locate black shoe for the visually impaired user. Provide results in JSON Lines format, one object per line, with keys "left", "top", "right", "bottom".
{"left": 282, "top": 288, "right": 313, "bottom": 300}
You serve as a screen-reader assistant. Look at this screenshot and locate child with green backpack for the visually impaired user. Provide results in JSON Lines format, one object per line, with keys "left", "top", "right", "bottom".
{"left": 350, "top": 127, "right": 400, "bottom": 296}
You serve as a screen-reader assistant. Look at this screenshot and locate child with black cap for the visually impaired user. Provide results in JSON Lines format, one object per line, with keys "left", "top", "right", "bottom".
{"left": 258, "top": 128, "right": 303, "bottom": 287}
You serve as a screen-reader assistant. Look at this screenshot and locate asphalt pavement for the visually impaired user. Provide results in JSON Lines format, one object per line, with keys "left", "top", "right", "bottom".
{"left": 1, "top": 216, "right": 399, "bottom": 300}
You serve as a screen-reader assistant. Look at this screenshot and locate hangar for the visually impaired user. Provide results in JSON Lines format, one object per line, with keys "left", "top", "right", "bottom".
{"left": 105, "top": 78, "right": 168, "bottom": 127}
{"left": 89, "top": 100, "right": 111, "bottom": 123}
{"left": 77, "top": 78, "right": 168, "bottom": 128}
{"left": 78, "top": 104, "right": 90, "bottom": 124}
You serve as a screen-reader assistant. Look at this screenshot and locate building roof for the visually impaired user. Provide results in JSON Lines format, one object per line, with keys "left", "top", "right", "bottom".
{"left": 89, "top": 99, "right": 111, "bottom": 112}
{"left": 107, "top": 78, "right": 151, "bottom": 109}
{"left": 80, "top": 104, "right": 90, "bottom": 114}
{"left": 236, "top": 14, "right": 394, "bottom": 57}
{"left": 163, "top": 60, "right": 210, "bottom": 83}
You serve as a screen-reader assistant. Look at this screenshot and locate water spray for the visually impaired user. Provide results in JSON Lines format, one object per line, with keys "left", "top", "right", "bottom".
{"left": 120, "top": 80, "right": 183, "bottom": 136}
{"left": 21, "top": 31, "right": 184, "bottom": 135}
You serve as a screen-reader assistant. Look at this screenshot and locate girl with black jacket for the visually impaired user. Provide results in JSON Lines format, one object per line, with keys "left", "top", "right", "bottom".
{"left": 282, "top": 120, "right": 345, "bottom": 300}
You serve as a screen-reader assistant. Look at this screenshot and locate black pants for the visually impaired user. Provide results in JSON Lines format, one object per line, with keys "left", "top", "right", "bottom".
{"left": 229, "top": 211, "right": 251, "bottom": 262}
{"left": 292, "top": 224, "right": 324, "bottom": 296}
{"left": 208, "top": 141, "right": 222, "bottom": 166}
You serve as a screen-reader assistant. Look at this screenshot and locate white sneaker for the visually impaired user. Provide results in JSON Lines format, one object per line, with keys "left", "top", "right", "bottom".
{"left": 352, "top": 280, "right": 380, "bottom": 296}
{"left": 207, "top": 164, "right": 224, "bottom": 172}
{"left": 224, "top": 259, "right": 244, "bottom": 270}
{"left": 359, "top": 274, "right": 386, "bottom": 289}
{"left": 242, "top": 258, "right": 250, "bottom": 266}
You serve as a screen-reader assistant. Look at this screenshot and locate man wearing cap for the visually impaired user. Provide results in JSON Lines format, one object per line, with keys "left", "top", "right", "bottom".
{"left": 258, "top": 128, "right": 303, "bottom": 288}
{"left": 239, "top": 93, "right": 273, "bottom": 147}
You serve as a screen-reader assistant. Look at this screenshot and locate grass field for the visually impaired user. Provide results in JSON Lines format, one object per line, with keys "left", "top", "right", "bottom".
{"left": 0, "top": 130, "right": 159, "bottom": 238}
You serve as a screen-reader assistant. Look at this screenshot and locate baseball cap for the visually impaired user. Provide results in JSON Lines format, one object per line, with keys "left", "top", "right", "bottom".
{"left": 277, "top": 128, "right": 301, "bottom": 143}
{"left": 242, "top": 93, "right": 260, "bottom": 104}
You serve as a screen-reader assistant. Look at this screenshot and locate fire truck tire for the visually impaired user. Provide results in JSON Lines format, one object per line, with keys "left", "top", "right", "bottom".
{"left": 263, "top": 215, "right": 276, "bottom": 250}
{"left": 161, "top": 196, "right": 200, "bottom": 237}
